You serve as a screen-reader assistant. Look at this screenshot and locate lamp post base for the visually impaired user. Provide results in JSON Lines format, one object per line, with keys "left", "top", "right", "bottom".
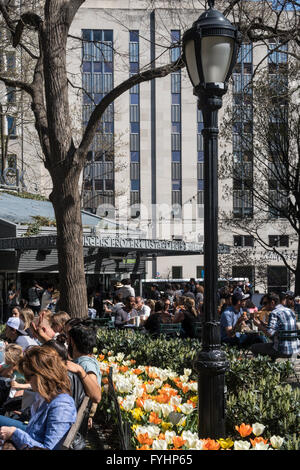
{"left": 195, "top": 335, "right": 229, "bottom": 439}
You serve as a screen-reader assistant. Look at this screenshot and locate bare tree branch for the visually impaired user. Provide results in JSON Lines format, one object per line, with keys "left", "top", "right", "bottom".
{"left": 78, "top": 57, "right": 185, "bottom": 160}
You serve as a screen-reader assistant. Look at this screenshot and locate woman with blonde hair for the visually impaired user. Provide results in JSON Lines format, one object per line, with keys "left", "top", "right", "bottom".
{"left": 20, "top": 308, "right": 35, "bottom": 333}
{"left": 145, "top": 299, "right": 156, "bottom": 315}
{"left": 172, "top": 297, "right": 200, "bottom": 338}
{"left": 0, "top": 346, "right": 77, "bottom": 449}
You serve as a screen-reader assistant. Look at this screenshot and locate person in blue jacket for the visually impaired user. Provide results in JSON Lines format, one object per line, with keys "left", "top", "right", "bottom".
{"left": 0, "top": 345, "right": 76, "bottom": 450}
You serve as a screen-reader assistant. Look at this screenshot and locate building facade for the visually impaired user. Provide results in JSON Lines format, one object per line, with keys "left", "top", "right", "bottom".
{"left": 1, "top": 0, "right": 297, "bottom": 294}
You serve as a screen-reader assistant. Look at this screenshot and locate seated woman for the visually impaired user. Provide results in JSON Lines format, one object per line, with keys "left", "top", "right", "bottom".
{"left": 172, "top": 297, "right": 200, "bottom": 338}
{"left": 143, "top": 301, "right": 168, "bottom": 335}
{"left": 0, "top": 346, "right": 77, "bottom": 450}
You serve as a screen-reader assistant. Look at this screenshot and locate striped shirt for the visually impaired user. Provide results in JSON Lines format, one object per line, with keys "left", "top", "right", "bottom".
{"left": 267, "top": 304, "right": 300, "bottom": 355}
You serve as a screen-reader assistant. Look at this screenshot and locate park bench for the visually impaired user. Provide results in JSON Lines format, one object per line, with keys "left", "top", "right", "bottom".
{"left": 61, "top": 395, "right": 90, "bottom": 450}
{"left": 159, "top": 322, "right": 182, "bottom": 337}
{"left": 93, "top": 317, "right": 115, "bottom": 329}
{"left": 274, "top": 329, "right": 300, "bottom": 383}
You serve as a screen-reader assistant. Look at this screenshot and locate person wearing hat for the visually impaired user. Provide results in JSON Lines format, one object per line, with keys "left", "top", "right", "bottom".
{"left": 115, "top": 279, "right": 135, "bottom": 299}
{"left": 220, "top": 292, "right": 265, "bottom": 348}
{"left": 5, "top": 317, "right": 39, "bottom": 351}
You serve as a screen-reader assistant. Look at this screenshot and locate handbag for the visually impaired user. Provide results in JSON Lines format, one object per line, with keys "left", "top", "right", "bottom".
{"left": 70, "top": 432, "right": 86, "bottom": 450}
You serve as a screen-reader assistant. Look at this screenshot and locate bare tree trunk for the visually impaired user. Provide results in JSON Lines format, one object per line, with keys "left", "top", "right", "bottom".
{"left": 49, "top": 163, "right": 88, "bottom": 317}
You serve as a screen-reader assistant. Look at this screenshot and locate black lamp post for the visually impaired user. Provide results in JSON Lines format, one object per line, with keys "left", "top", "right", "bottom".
{"left": 182, "top": 1, "right": 241, "bottom": 438}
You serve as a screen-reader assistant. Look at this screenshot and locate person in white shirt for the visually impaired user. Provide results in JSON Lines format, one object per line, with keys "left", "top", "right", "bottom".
{"left": 135, "top": 296, "right": 151, "bottom": 319}
{"left": 5, "top": 317, "right": 39, "bottom": 351}
{"left": 40, "top": 284, "right": 54, "bottom": 311}
{"left": 115, "top": 279, "right": 135, "bottom": 299}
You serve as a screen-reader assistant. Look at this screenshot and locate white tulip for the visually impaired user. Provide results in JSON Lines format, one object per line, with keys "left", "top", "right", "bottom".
{"left": 179, "top": 403, "right": 194, "bottom": 415}
{"left": 170, "top": 396, "right": 182, "bottom": 407}
{"left": 189, "top": 440, "right": 203, "bottom": 450}
{"left": 153, "top": 379, "right": 163, "bottom": 389}
{"left": 234, "top": 440, "right": 251, "bottom": 450}
{"left": 270, "top": 436, "right": 284, "bottom": 449}
{"left": 165, "top": 431, "right": 176, "bottom": 444}
{"left": 184, "top": 369, "right": 192, "bottom": 377}
{"left": 152, "top": 439, "right": 168, "bottom": 450}
{"left": 135, "top": 425, "right": 160, "bottom": 439}
{"left": 116, "top": 353, "right": 125, "bottom": 362}
{"left": 146, "top": 384, "right": 156, "bottom": 394}
{"left": 189, "top": 382, "right": 198, "bottom": 392}
{"left": 160, "top": 404, "right": 174, "bottom": 418}
{"left": 181, "top": 431, "right": 199, "bottom": 449}
{"left": 122, "top": 396, "right": 136, "bottom": 411}
{"left": 252, "top": 423, "right": 265, "bottom": 436}
{"left": 252, "top": 442, "right": 269, "bottom": 450}
{"left": 143, "top": 399, "right": 155, "bottom": 413}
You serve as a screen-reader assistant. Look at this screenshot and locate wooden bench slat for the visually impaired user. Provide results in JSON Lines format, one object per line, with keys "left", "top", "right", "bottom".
{"left": 61, "top": 395, "right": 90, "bottom": 450}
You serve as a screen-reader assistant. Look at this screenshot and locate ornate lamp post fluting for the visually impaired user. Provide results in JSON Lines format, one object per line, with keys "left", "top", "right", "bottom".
{"left": 182, "top": 0, "right": 241, "bottom": 438}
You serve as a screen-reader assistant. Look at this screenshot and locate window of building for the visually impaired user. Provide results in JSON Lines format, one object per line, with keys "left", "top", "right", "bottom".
{"left": 232, "top": 42, "right": 253, "bottom": 218}
{"left": 233, "top": 235, "right": 254, "bottom": 247}
{"left": 82, "top": 29, "right": 114, "bottom": 212}
{"left": 7, "top": 116, "right": 16, "bottom": 137}
{"left": 232, "top": 265, "right": 254, "bottom": 285}
{"left": 170, "top": 30, "right": 181, "bottom": 217}
{"left": 267, "top": 266, "right": 289, "bottom": 295}
{"left": 268, "top": 235, "right": 289, "bottom": 247}
{"left": 172, "top": 266, "right": 182, "bottom": 279}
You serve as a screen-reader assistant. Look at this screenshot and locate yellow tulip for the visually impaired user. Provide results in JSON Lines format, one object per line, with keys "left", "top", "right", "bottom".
{"left": 131, "top": 408, "right": 144, "bottom": 421}
{"left": 161, "top": 421, "right": 172, "bottom": 431}
{"left": 217, "top": 438, "right": 234, "bottom": 449}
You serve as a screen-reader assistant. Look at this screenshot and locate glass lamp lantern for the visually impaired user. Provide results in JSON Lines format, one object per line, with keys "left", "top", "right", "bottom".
{"left": 182, "top": 0, "right": 241, "bottom": 96}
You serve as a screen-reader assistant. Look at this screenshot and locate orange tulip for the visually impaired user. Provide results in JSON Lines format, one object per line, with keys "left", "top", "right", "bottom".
{"left": 136, "top": 445, "right": 151, "bottom": 450}
{"left": 149, "top": 412, "right": 162, "bottom": 425}
{"left": 158, "top": 433, "right": 166, "bottom": 440}
{"left": 119, "top": 366, "right": 129, "bottom": 373}
{"left": 98, "top": 354, "right": 105, "bottom": 361}
{"left": 133, "top": 368, "right": 143, "bottom": 375}
{"left": 137, "top": 433, "right": 153, "bottom": 446}
{"left": 235, "top": 423, "right": 253, "bottom": 438}
{"left": 136, "top": 398, "right": 144, "bottom": 408}
{"left": 172, "top": 436, "right": 186, "bottom": 449}
{"left": 201, "top": 439, "right": 221, "bottom": 450}
{"left": 250, "top": 437, "right": 268, "bottom": 447}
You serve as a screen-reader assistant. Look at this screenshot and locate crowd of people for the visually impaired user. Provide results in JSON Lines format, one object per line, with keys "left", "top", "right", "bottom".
{"left": 0, "top": 277, "right": 299, "bottom": 450}
{"left": 97, "top": 278, "right": 300, "bottom": 359}
{"left": 0, "top": 305, "right": 102, "bottom": 450}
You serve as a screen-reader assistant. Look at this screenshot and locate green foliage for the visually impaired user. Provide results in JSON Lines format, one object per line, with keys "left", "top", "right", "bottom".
{"left": 23, "top": 215, "right": 56, "bottom": 236}
{"left": 96, "top": 328, "right": 300, "bottom": 445}
{"left": 96, "top": 328, "right": 201, "bottom": 377}
{"left": 3, "top": 190, "right": 49, "bottom": 201}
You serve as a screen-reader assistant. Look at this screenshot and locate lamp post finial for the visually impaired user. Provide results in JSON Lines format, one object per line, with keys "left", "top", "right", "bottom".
{"left": 208, "top": 0, "right": 215, "bottom": 8}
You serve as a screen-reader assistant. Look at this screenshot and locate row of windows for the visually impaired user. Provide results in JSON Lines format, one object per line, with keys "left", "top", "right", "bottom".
{"left": 82, "top": 30, "right": 115, "bottom": 210}
{"left": 171, "top": 31, "right": 181, "bottom": 211}
{"left": 233, "top": 235, "right": 289, "bottom": 248}
{"left": 129, "top": 31, "right": 140, "bottom": 205}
